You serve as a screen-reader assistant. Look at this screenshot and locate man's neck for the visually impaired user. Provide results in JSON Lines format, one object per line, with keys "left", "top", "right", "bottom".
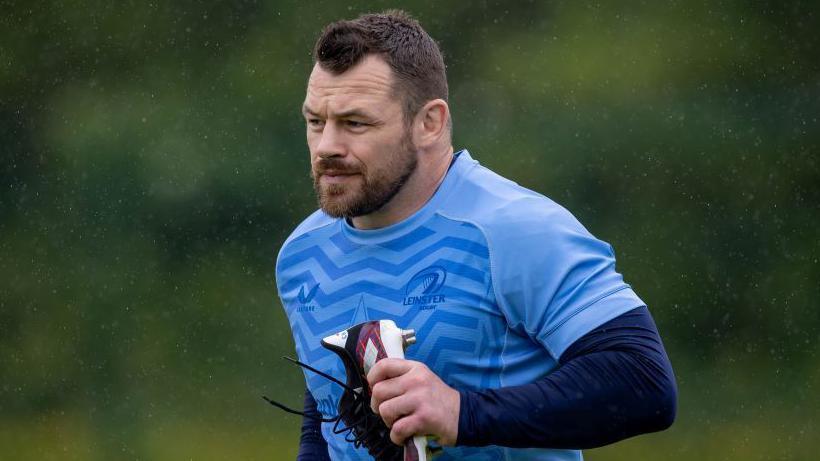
{"left": 351, "top": 145, "right": 455, "bottom": 230}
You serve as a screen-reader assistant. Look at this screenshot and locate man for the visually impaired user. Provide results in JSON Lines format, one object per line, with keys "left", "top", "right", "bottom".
{"left": 276, "top": 10, "right": 677, "bottom": 460}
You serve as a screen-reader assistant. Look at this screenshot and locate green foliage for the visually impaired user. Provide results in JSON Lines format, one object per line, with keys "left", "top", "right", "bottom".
{"left": 1, "top": 1, "right": 817, "bottom": 459}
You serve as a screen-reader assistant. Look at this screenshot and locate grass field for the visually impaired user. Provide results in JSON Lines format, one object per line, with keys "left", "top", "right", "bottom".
{"left": 1, "top": 406, "right": 814, "bottom": 460}
{"left": 2, "top": 360, "right": 815, "bottom": 460}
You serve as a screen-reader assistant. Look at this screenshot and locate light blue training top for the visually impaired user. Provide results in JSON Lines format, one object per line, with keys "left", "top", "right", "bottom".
{"left": 276, "top": 149, "right": 644, "bottom": 460}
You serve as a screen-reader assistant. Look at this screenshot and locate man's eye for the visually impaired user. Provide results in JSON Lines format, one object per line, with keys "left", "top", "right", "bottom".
{"left": 346, "top": 120, "right": 367, "bottom": 128}
{"left": 307, "top": 119, "right": 324, "bottom": 128}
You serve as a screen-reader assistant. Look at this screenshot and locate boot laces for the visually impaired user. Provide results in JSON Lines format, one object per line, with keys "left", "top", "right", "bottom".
{"left": 263, "top": 356, "right": 402, "bottom": 460}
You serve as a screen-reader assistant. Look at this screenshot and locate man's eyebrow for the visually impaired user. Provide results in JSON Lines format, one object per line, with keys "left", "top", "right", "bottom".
{"left": 302, "top": 105, "right": 319, "bottom": 117}
{"left": 334, "top": 108, "right": 374, "bottom": 119}
{"left": 301, "top": 105, "right": 375, "bottom": 119}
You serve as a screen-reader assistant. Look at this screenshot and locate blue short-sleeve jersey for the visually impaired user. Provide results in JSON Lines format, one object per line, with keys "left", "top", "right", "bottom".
{"left": 276, "top": 150, "right": 644, "bottom": 460}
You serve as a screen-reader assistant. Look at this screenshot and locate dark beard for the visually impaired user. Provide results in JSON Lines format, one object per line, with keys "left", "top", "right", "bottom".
{"left": 313, "top": 132, "right": 417, "bottom": 219}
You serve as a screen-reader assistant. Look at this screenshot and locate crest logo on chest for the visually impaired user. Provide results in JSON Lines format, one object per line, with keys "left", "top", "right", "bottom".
{"left": 402, "top": 266, "right": 447, "bottom": 310}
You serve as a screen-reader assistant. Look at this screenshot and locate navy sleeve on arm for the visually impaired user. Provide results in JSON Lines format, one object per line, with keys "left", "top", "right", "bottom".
{"left": 457, "top": 306, "right": 677, "bottom": 449}
{"left": 297, "top": 389, "right": 330, "bottom": 461}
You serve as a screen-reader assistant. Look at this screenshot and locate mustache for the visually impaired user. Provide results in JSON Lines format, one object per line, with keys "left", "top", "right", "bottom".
{"left": 313, "top": 158, "right": 362, "bottom": 175}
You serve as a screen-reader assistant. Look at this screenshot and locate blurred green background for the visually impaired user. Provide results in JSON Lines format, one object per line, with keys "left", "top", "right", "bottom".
{"left": 1, "top": 1, "right": 818, "bottom": 460}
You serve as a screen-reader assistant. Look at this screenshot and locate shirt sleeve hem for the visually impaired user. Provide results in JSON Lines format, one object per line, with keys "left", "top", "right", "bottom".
{"left": 539, "top": 286, "right": 646, "bottom": 359}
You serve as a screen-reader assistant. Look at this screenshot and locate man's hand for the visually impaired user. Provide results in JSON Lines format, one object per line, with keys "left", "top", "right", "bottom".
{"left": 367, "top": 358, "right": 460, "bottom": 446}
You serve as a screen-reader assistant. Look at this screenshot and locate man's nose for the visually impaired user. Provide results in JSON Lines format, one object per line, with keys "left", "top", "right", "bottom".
{"left": 315, "top": 122, "right": 346, "bottom": 159}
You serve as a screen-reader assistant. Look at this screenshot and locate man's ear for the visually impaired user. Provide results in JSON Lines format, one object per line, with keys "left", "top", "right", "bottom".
{"left": 413, "top": 99, "right": 450, "bottom": 148}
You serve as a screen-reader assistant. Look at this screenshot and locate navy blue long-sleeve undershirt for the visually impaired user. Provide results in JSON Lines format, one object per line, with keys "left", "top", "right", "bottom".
{"left": 297, "top": 306, "right": 676, "bottom": 457}
{"left": 297, "top": 388, "right": 331, "bottom": 461}
{"left": 458, "top": 306, "right": 677, "bottom": 448}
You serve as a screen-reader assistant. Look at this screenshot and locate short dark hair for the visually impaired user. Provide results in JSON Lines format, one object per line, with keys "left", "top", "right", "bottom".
{"left": 313, "top": 10, "right": 448, "bottom": 124}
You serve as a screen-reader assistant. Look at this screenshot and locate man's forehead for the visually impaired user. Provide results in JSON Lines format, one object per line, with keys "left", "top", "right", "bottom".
{"left": 304, "top": 57, "right": 397, "bottom": 112}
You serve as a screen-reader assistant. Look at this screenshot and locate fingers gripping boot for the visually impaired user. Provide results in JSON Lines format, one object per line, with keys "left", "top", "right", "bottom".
{"left": 264, "top": 320, "right": 429, "bottom": 460}
{"left": 322, "top": 320, "right": 425, "bottom": 460}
